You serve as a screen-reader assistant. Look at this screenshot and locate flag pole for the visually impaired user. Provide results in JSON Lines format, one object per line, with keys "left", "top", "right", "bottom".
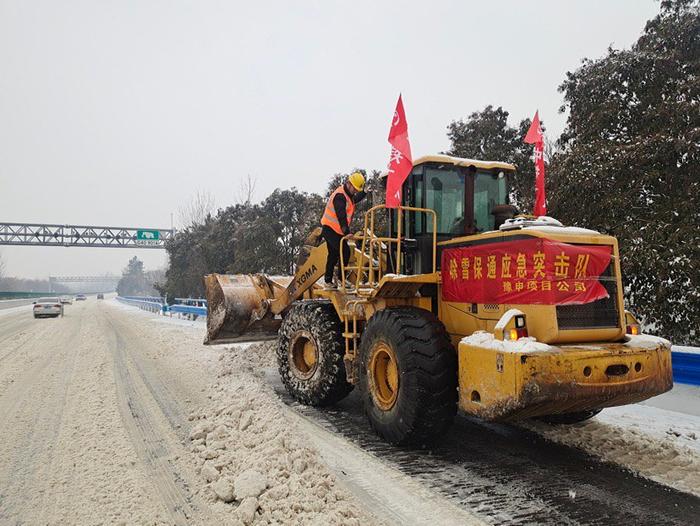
{"left": 396, "top": 206, "right": 402, "bottom": 273}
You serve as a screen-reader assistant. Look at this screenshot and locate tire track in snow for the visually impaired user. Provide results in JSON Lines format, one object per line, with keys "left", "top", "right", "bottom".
{"left": 103, "top": 309, "right": 203, "bottom": 526}
{"left": 103, "top": 309, "right": 193, "bottom": 441}
{"left": 0, "top": 309, "right": 54, "bottom": 364}
{"left": 267, "top": 371, "right": 700, "bottom": 525}
{"left": 0, "top": 314, "right": 83, "bottom": 523}
{"left": 285, "top": 406, "right": 485, "bottom": 525}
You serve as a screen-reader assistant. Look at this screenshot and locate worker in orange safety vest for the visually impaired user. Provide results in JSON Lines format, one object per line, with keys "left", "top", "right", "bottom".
{"left": 320, "top": 171, "right": 366, "bottom": 289}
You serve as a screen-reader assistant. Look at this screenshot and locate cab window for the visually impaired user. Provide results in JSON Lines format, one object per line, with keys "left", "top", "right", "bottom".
{"left": 424, "top": 168, "right": 464, "bottom": 234}
{"left": 473, "top": 171, "right": 507, "bottom": 232}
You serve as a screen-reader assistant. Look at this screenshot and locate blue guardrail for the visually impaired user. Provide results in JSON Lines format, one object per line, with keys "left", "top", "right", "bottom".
{"left": 169, "top": 304, "right": 207, "bottom": 316}
{"left": 117, "top": 296, "right": 167, "bottom": 314}
{"left": 671, "top": 351, "right": 700, "bottom": 386}
{"left": 116, "top": 296, "right": 207, "bottom": 317}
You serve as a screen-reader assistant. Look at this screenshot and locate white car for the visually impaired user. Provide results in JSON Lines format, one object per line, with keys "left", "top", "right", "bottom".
{"left": 33, "top": 297, "right": 64, "bottom": 318}
{"left": 60, "top": 296, "right": 73, "bottom": 305}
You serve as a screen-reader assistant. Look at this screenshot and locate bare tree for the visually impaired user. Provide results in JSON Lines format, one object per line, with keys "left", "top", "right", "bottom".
{"left": 178, "top": 189, "right": 217, "bottom": 228}
{"left": 236, "top": 174, "right": 257, "bottom": 205}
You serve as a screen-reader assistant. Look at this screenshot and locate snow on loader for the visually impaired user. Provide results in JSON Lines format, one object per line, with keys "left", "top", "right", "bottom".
{"left": 204, "top": 155, "right": 673, "bottom": 445}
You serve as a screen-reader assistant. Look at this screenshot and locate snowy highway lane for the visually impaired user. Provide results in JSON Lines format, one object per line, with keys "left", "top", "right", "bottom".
{"left": 0, "top": 300, "right": 220, "bottom": 524}
{"left": 1, "top": 300, "right": 698, "bottom": 525}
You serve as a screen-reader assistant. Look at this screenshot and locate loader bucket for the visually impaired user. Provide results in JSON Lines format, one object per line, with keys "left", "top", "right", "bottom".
{"left": 203, "top": 273, "right": 292, "bottom": 344}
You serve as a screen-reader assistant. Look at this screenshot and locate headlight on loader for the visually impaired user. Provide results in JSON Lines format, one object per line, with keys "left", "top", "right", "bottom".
{"left": 496, "top": 310, "right": 529, "bottom": 341}
{"left": 625, "top": 310, "right": 641, "bottom": 335}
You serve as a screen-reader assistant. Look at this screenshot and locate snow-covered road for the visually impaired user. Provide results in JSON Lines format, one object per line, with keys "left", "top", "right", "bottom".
{"left": 0, "top": 301, "right": 382, "bottom": 524}
{"left": 270, "top": 372, "right": 699, "bottom": 525}
{"left": 1, "top": 299, "right": 697, "bottom": 525}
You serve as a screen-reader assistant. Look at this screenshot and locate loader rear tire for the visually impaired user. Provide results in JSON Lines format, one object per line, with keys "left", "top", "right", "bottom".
{"left": 536, "top": 409, "right": 602, "bottom": 425}
{"left": 277, "top": 301, "right": 353, "bottom": 406}
{"left": 358, "top": 307, "right": 457, "bottom": 446}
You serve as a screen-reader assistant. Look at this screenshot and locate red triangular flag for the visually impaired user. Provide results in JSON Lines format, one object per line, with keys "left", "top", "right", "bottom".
{"left": 523, "top": 111, "right": 546, "bottom": 216}
{"left": 385, "top": 95, "right": 413, "bottom": 208}
{"left": 524, "top": 111, "right": 543, "bottom": 144}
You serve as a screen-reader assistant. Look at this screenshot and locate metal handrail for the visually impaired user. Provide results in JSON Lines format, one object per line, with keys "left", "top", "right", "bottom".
{"left": 340, "top": 205, "right": 437, "bottom": 293}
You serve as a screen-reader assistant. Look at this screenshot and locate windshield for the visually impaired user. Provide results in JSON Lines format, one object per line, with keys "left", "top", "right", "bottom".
{"left": 37, "top": 297, "right": 60, "bottom": 303}
{"left": 474, "top": 171, "right": 508, "bottom": 232}
{"left": 425, "top": 167, "right": 464, "bottom": 234}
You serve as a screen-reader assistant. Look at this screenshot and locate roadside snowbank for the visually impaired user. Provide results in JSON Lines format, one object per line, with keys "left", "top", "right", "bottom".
{"left": 674, "top": 345, "right": 700, "bottom": 355}
{"left": 527, "top": 403, "right": 700, "bottom": 497}
{"left": 186, "top": 343, "right": 375, "bottom": 525}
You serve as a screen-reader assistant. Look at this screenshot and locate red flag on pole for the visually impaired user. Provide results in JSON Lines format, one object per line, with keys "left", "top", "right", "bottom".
{"left": 524, "top": 111, "right": 547, "bottom": 216}
{"left": 385, "top": 95, "right": 413, "bottom": 208}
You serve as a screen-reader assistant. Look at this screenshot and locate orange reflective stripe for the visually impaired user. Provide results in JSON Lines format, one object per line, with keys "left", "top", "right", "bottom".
{"left": 320, "top": 185, "right": 355, "bottom": 235}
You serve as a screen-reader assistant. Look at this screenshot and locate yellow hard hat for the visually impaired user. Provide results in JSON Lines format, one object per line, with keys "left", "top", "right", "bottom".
{"left": 348, "top": 171, "right": 366, "bottom": 191}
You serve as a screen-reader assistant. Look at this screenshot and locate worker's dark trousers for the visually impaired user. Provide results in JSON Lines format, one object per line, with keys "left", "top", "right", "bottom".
{"left": 322, "top": 225, "right": 350, "bottom": 283}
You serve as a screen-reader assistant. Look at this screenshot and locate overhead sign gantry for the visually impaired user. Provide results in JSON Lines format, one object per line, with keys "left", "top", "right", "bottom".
{"left": 0, "top": 223, "right": 174, "bottom": 249}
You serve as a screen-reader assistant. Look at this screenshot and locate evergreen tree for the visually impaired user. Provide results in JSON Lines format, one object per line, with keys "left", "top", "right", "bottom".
{"left": 446, "top": 105, "right": 540, "bottom": 211}
{"left": 551, "top": 0, "right": 699, "bottom": 343}
{"left": 117, "top": 256, "right": 153, "bottom": 296}
{"left": 160, "top": 187, "right": 327, "bottom": 296}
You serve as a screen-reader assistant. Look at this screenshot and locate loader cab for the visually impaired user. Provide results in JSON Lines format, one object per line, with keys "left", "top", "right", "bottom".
{"left": 390, "top": 155, "right": 517, "bottom": 275}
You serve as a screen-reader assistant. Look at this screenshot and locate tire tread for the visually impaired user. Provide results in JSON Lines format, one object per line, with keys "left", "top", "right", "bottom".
{"left": 277, "top": 301, "right": 353, "bottom": 406}
{"left": 359, "top": 307, "right": 457, "bottom": 446}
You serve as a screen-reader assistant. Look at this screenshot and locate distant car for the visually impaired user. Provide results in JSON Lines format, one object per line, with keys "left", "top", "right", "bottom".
{"left": 97, "top": 293, "right": 104, "bottom": 300}
{"left": 60, "top": 296, "right": 73, "bottom": 305}
{"left": 33, "top": 297, "right": 64, "bottom": 318}
{"left": 75, "top": 294, "right": 87, "bottom": 301}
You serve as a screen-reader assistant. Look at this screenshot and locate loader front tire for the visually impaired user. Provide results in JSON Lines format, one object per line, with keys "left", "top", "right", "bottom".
{"left": 359, "top": 307, "right": 457, "bottom": 446}
{"left": 277, "top": 301, "right": 353, "bottom": 406}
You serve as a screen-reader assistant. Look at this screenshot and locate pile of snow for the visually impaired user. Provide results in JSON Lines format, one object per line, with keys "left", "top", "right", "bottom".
{"left": 624, "top": 333, "right": 672, "bottom": 349}
{"left": 498, "top": 215, "right": 601, "bottom": 235}
{"left": 461, "top": 330, "right": 552, "bottom": 353}
{"left": 219, "top": 341, "right": 277, "bottom": 370}
{"left": 522, "top": 225, "right": 601, "bottom": 235}
{"left": 527, "top": 404, "right": 700, "bottom": 497}
{"left": 187, "top": 342, "right": 372, "bottom": 525}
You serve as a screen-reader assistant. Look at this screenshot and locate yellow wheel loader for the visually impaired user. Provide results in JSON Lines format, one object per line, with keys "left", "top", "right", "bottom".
{"left": 204, "top": 154, "right": 673, "bottom": 445}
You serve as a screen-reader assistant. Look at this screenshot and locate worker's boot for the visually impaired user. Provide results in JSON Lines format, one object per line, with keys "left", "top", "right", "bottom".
{"left": 323, "top": 279, "right": 337, "bottom": 290}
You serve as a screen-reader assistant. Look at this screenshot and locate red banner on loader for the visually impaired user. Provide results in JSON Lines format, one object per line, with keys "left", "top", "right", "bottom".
{"left": 441, "top": 238, "right": 612, "bottom": 305}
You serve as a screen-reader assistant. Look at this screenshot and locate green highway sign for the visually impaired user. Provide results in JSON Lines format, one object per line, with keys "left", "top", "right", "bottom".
{"left": 136, "top": 229, "right": 160, "bottom": 240}
{"left": 136, "top": 229, "right": 161, "bottom": 245}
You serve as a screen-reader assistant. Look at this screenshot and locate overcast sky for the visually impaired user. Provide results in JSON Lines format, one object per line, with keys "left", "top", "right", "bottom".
{"left": 0, "top": 0, "right": 659, "bottom": 280}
